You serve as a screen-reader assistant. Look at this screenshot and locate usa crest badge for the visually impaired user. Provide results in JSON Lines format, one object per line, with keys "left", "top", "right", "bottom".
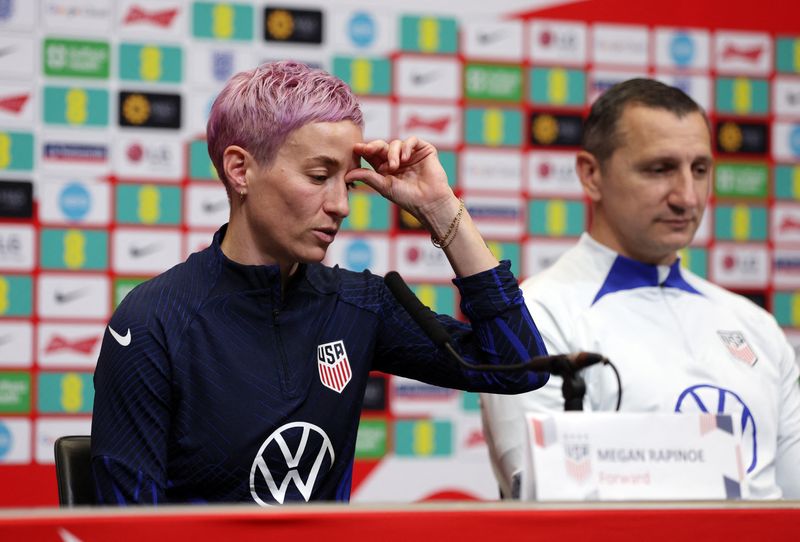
{"left": 563, "top": 434, "right": 592, "bottom": 484}
{"left": 316, "top": 340, "right": 352, "bottom": 393}
{"left": 717, "top": 331, "right": 758, "bottom": 366}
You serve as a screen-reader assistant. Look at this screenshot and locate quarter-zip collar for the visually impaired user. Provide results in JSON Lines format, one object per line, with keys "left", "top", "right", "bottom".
{"left": 210, "top": 224, "right": 305, "bottom": 295}
{"left": 582, "top": 233, "right": 702, "bottom": 305}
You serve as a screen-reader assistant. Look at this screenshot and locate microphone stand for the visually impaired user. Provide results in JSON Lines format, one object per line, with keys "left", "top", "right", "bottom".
{"left": 550, "top": 356, "right": 586, "bottom": 411}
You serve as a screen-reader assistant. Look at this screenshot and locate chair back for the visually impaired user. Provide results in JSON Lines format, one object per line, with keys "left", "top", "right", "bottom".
{"left": 54, "top": 435, "right": 95, "bottom": 506}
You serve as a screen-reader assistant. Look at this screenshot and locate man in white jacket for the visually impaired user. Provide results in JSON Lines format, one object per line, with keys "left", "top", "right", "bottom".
{"left": 481, "top": 78, "right": 800, "bottom": 500}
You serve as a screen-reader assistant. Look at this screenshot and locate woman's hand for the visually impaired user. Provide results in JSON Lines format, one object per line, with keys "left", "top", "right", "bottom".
{"left": 347, "top": 137, "right": 456, "bottom": 224}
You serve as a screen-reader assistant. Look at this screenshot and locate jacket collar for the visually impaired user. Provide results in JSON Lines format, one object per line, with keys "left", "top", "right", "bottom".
{"left": 210, "top": 224, "right": 297, "bottom": 292}
{"left": 583, "top": 234, "right": 702, "bottom": 305}
{"left": 209, "top": 224, "right": 339, "bottom": 295}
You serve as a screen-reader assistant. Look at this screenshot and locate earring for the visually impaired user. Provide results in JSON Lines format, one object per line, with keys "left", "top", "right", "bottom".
{"left": 239, "top": 190, "right": 246, "bottom": 202}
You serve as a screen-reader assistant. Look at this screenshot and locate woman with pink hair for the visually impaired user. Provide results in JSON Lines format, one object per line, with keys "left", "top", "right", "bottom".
{"left": 91, "top": 61, "right": 549, "bottom": 505}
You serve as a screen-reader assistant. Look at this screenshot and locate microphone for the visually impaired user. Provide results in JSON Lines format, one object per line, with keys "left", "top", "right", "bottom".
{"left": 383, "top": 271, "right": 608, "bottom": 377}
{"left": 384, "top": 270, "right": 452, "bottom": 349}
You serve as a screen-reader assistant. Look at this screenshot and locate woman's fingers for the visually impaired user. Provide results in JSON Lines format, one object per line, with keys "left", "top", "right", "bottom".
{"left": 356, "top": 137, "right": 426, "bottom": 172}
{"left": 401, "top": 136, "right": 418, "bottom": 162}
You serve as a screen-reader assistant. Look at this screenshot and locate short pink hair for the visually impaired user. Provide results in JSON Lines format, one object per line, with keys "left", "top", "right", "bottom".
{"left": 206, "top": 60, "right": 364, "bottom": 188}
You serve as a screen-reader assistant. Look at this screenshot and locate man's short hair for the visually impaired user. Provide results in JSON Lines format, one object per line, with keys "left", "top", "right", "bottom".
{"left": 582, "top": 78, "right": 708, "bottom": 164}
{"left": 206, "top": 60, "right": 364, "bottom": 188}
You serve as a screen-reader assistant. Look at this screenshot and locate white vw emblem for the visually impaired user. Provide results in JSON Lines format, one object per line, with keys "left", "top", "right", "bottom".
{"left": 249, "top": 421, "right": 334, "bottom": 506}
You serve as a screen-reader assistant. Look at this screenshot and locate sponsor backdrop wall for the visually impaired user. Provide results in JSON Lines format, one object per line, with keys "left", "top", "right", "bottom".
{"left": 0, "top": 0, "right": 797, "bottom": 506}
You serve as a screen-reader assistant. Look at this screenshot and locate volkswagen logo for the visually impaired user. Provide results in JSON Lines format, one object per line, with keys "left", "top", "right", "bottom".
{"left": 249, "top": 421, "right": 334, "bottom": 505}
{"left": 675, "top": 385, "right": 757, "bottom": 472}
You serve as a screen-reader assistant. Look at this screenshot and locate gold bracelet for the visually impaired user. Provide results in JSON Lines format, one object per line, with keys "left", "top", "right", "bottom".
{"left": 431, "top": 199, "right": 465, "bottom": 249}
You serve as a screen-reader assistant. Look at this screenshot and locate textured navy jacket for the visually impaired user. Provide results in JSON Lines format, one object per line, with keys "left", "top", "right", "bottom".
{"left": 91, "top": 225, "right": 548, "bottom": 505}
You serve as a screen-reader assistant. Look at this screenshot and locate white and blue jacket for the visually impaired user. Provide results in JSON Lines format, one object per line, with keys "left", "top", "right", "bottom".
{"left": 481, "top": 233, "right": 800, "bottom": 499}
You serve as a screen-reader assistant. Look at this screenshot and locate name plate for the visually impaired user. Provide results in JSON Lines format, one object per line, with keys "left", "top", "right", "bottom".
{"left": 522, "top": 412, "right": 748, "bottom": 500}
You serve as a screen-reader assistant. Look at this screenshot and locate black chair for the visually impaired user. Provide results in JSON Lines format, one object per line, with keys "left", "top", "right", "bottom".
{"left": 54, "top": 435, "right": 95, "bottom": 506}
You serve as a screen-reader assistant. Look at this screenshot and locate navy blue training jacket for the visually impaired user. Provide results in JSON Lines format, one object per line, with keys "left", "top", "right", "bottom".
{"left": 91, "top": 225, "right": 548, "bottom": 505}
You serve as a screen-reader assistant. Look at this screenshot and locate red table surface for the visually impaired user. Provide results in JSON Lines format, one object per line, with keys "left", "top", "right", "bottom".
{"left": 0, "top": 501, "right": 798, "bottom": 541}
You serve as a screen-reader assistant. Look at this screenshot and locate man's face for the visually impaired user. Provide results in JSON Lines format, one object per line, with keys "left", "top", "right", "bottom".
{"left": 583, "top": 105, "right": 713, "bottom": 265}
{"left": 245, "top": 120, "right": 362, "bottom": 266}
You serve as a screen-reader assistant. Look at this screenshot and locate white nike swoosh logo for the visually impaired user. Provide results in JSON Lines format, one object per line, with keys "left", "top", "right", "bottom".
{"left": 108, "top": 326, "right": 131, "bottom": 347}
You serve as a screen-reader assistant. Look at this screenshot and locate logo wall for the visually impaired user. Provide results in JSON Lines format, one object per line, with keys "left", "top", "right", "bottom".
{"left": 0, "top": 1, "right": 799, "bottom": 506}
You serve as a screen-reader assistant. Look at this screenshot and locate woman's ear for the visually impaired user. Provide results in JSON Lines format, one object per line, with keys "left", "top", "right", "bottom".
{"left": 575, "top": 150, "right": 603, "bottom": 203}
{"left": 223, "top": 145, "right": 250, "bottom": 196}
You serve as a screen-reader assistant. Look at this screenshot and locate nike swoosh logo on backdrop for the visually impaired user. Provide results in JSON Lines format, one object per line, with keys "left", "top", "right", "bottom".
{"left": 129, "top": 243, "right": 161, "bottom": 258}
{"left": 0, "top": 46, "right": 17, "bottom": 59}
{"left": 108, "top": 326, "right": 131, "bottom": 346}
{"left": 202, "top": 199, "right": 228, "bottom": 213}
{"left": 477, "top": 30, "right": 504, "bottom": 45}
{"left": 54, "top": 288, "right": 89, "bottom": 304}
{"left": 411, "top": 71, "right": 438, "bottom": 85}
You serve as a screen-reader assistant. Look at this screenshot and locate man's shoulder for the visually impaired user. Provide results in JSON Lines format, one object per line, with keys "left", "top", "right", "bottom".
{"left": 521, "top": 239, "right": 609, "bottom": 306}
{"left": 684, "top": 270, "right": 776, "bottom": 321}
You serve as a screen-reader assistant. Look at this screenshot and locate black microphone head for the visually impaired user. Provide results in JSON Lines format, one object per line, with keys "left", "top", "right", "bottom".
{"left": 384, "top": 271, "right": 403, "bottom": 289}
{"left": 539, "top": 352, "right": 608, "bottom": 376}
{"left": 571, "top": 352, "right": 608, "bottom": 370}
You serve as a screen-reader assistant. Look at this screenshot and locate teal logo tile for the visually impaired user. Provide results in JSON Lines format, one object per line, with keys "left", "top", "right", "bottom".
{"left": 529, "top": 67, "right": 585, "bottom": 107}
{"left": 332, "top": 56, "right": 391, "bottom": 96}
{"left": 0, "top": 132, "right": 34, "bottom": 171}
{"left": 43, "top": 86, "right": 109, "bottom": 127}
{"left": 40, "top": 229, "right": 108, "bottom": 271}
{"left": 119, "top": 43, "right": 182, "bottom": 83}
{"left": 0, "top": 275, "right": 32, "bottom": 317}
{"left": 192, "top": 1, "right": 253, "bottom": 40}
{"left": 342, "top": 191, "right": 390, "bottom": 231}
{"left": 774, "top": 165, "right": 800, "bottom": 200}
{"left": 678, "top": 247, "right": 708, "bottom": 279}
{"left": 37, "top": 372, "right": 94, "bottom": 414}
{"left": 465, "top": 107, "right": 522, "bottom": 147}
{"left": 189, "top": 140, "right": 219, "bottom": 181}
{"left": 715, "top": 78, "right": 769, "bottom": 116}
{"left": 528, "top": 199, "right": 585, "bottom": 237}
{"left": 409, "top": 283, "right": 456, "bottom": 315}
{"left": 776, "top": 38, "right": 800, "bottom": 74}
{"left": 116, "top": 184, "right": 182, "bottom": 225}
{"left": 395, "top": 419, "right": 452, "bottom": 457}
{"left": 714, "top": 205, "right": 767, "bottom": 241}
{"left": 486, "top": 241, "right": 520, "bottom": 276}
{"left": 400, "top": 15, "right": 457, "bottom": 54}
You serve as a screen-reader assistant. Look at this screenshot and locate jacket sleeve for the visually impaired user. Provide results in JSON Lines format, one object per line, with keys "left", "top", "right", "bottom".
{"left": 91, "top": 295, "right": 171, "bottom": 505}
{"left": 372, "top": 260, "right": 549, "bottom": 394}
{"left": 479, "top": 277, "right": 572, "bottom": 498}
{"left": 775, "top": 336, "right": 800, "bottom": 498}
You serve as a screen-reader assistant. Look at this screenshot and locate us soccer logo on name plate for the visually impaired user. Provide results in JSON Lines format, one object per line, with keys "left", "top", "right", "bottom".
{"left": 563, "top": 433, "right": 592, "bottom": 484}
